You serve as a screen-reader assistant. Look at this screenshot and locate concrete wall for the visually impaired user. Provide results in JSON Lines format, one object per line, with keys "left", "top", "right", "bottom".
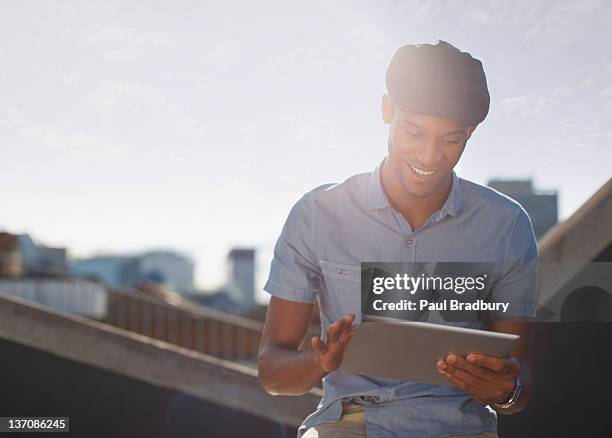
{"left": 0, "top": 292, "right": 321, "bottom": 436}
{"left": 0, "top": 338, "right": 296, "bottom": 438}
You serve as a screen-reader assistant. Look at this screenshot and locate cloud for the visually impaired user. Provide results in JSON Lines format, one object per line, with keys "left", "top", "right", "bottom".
{"left": 583, "top": 120, "right": 604, "bottom": 138}
{"left": 462, "top": 9, "right": 493, "bottom": 24}
{"left": 19, "top": 124, "right": 129, "bottom": 164}
{"left": 0, "top": 105, "right": 24, "bottom": 126}
{"left": 554, "top": 58, "right": 612, "bottom": 97}
{"left": 519, "top": 0, "right": 608, "bottom": 49}
{"left": 87, "top": 80, "right": 155, "bottom": 111}
{"left": 597, "top": 86, "right": 612, "bottom": 99}
{"left": 554, "top": 84, "right": 575, "bottom": 96}
{"left": 59, "top": 72, "right": 80, "bottom": 86}
{"left": 86, "top": 80, "right": 207, "bottom": 140}
{"left": 498, "top": 96, "right": 528, "bottom": 112}
{"left": 498, "top": 95, "right": 555, "bottom": 121}
{"left": 240, "top": 121, "right": 258, "bottom": 144}
{"left": 281, "top": 109, "right": 335, "bottom": 146}
{"left": 57, "top": 0, "right": 116, "bottom": 16}
{"left": 343, "top": 5, "right": 391, "bottom": 56}
{"left": 395, "top": 0, "right": 445, "bottom": 24}
{"left": 79, "top": 24, "right": 174, "bottom": 61}
{"left": 201, "top": 39, "right": 243, "bottom": 69}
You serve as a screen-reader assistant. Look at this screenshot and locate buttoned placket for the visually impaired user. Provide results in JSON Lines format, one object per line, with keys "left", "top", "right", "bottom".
{"left": 389, "top": 208, "right": 418, "bottom": 262}
{"left": 389, "top": 206, "right": 451, "bottom": 264}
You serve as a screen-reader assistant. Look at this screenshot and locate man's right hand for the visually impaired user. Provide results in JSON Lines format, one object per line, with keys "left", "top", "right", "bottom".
{"left": 311, "top": 313, "right": 357, "bottom": 373}
{"left": 258, "top": 298, "right": 356, "bottom": 396}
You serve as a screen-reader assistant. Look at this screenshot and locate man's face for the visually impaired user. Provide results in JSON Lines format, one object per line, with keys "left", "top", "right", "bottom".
{"left": 382, "top": 95, "right": 476, "bottom": 199}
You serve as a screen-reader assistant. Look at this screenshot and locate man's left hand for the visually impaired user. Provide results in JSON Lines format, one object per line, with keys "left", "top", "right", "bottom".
{"left": 436, "top": 353, "right": 520, "bottom": 406}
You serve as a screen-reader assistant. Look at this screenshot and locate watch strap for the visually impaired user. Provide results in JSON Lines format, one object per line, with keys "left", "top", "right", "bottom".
{"left": 493, "top": 375, "right": 522, "bottom": 410}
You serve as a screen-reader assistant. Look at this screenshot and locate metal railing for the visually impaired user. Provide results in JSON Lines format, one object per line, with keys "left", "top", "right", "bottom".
{"left": 0, "top": 278, "right": 321, "bottom": 366}
{"left": 105, "top": 288, "right": 264, "bottom": 363}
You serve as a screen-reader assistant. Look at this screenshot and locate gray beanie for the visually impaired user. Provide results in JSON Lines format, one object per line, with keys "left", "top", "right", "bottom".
{"left": 385, "top": 40, "right": 490, "bottom": 126}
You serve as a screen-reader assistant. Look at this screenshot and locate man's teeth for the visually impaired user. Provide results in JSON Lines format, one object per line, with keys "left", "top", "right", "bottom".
{"left": 410, "top": 164, "right": 436, "bottom": 176}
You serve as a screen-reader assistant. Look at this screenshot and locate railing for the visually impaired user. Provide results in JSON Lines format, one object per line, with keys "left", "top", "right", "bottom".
{"left": 0, "top": 278, "right": 107, "bottom": 319}
{"left": 0, "top": 278, "right": 321, "bottom": 366}
{"left": 105, "top": 288, "right": 264, "bottom": 363}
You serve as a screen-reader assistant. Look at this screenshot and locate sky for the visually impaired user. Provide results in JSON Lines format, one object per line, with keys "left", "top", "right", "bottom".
{"left": 1, "top": 0, "right": 611, "bottom": 303}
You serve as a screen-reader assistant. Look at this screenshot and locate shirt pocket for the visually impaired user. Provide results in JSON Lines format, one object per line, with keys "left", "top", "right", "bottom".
{"left": 319, "top": 260, "right": 364, "bottom": 323}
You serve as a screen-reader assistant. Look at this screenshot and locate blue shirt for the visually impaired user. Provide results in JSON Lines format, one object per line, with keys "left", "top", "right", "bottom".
{"left": 263, "top": 158, "right": 538, "bottom": 438}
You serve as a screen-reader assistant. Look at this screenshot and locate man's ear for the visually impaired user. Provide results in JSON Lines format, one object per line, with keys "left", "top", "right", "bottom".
{"left": 382, "top": 95, "right": 394, "bottom": 124}
{"left": 466, "top": 125, "right": 477, "bottom": 139}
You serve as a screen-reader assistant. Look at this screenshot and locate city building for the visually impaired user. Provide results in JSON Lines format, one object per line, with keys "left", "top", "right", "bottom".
{"left": 70, "top": 250, "right": 195, "bottom": 292}
{"left": 487, "top": 179, "right": 558, "bottom": 239}
{"left": 226, "top": 248, "right": 256, "bottom": 307}
{"left": 6, "top": 233, "right": 69, "bottom": 277}
{"left": 138, "top": 251, "right": 195, "bottom": 291}
{"left": 0, "top": 232, "right": 22, "bottom": 277}
{"left": 70, "top": 255, "right": 133, "bottom": 288}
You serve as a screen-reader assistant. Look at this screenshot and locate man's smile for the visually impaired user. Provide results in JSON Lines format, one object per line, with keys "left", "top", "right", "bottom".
{"left": 407, "top": 162, "right": 438, "bottom": 177}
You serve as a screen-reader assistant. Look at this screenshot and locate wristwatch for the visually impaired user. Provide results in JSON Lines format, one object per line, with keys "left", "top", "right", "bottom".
{"left": 493, "top": 375, "right": 522, "bottom": 410}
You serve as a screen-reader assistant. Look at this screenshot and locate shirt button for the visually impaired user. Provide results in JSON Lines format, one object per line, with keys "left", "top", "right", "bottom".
{"left": 337, "top": 268, "right": 347, "bottom": 275}
{"left": 407, "top": 238, "right": 414, "bottom": 246}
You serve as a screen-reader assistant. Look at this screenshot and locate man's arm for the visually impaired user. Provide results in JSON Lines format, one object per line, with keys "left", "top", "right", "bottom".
{"left": 488, "top": 320, "right": 534, "bottom": 413}
{"left": 436, "top": 320, "right": 534, "bottom": 414}
{"left": 257, "top": 296, "right": 356, "bottom": 396}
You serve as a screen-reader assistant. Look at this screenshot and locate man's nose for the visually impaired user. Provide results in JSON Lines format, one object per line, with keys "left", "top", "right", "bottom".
{"left": 416, "top": 139, "right": 442, "bottom": 168}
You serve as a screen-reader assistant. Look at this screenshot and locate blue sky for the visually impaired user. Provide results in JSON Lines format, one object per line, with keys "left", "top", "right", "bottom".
{"left": 1, "top": 0, "right": 610, "bottom": 302}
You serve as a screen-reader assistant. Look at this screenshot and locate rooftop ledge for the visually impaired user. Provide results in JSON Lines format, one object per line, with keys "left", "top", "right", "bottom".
{"left": 0, "top": 291, "right": 322, "bottom": 428}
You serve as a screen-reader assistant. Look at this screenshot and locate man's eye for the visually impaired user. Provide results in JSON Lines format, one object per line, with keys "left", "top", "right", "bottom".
{"left": 445, "top": 137, "right": 462, "bottom": 144}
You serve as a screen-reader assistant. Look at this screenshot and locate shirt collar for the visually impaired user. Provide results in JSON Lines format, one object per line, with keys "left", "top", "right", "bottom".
{"left": 366, "top": 157, "right": 463, "bottom": 218}
{"left": 366, "top": 157, "right": 392, "bottom": 210}
{"left": 441, "top": 171, "right": 462, "bottom": 218}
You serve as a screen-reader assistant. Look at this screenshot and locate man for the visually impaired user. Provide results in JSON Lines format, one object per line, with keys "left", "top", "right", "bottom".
{"left": 257, "top": 40, "right": 537, "bottom": 438}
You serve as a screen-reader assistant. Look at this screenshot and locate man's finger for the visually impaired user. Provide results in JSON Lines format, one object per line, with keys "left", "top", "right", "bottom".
{"left": 337, "top": 325, "right": 352, "bottom": 341}
{"left": 326, "top": 319, "right": 344, "bottom": 342}
{"left": 439, "top": 363, "right": 486, "bottom": 389}
{"left": 324, "top": 315, "right": 357, "bottom": 355}
{"left": 337, "top": 326, "right": 355, "bottom": 347}
{"left": 445, "top": 355, "right": 500, "bottom": 382}
{"left": 466, "top": 353, "right": 520, "bottom": 375}
{"left": 311, "top": 336, "right": 327, "bottom": 353}
{"left": 439, "top": 359, "right": 517, "bottom": 404}
{"left": 330, "top": 328, "right": 352, "bottom": 350}
{"left": 439, "top": 369, "right": 472, "bottom": 393}
{"left": 438, "top": 367, "right": 492, "bottom": 402}
{"left": 343, "top": 313, "right": 356, "bottom": 326}
{"left": 445, "top": 364, "right": 515, "bottom": 404}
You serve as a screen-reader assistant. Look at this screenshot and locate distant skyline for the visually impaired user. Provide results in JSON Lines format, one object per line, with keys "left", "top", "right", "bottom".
{"left": 1, "top": 1, "right": 610, "bottom": 303}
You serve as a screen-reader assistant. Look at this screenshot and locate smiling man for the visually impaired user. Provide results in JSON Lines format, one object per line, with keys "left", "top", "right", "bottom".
{"left": 258, "top": 41, "right": 538, "bottom": 438}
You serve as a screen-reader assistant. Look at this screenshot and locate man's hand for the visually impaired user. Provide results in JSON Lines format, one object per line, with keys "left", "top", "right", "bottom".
{"left": 311, "top": 313, "right": 356, "bottom": 373}
{"left": 436, "top": 353, "right": 520, "bottom": 406}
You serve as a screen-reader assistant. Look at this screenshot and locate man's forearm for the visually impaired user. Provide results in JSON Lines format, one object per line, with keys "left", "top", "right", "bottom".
{"left": 258, "top": 346, "right": 327, "bottom": 396}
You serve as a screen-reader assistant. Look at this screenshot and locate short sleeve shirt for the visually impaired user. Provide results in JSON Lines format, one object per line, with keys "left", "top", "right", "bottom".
{"left": 264, "top": 157, "right": 539, "bottom": 438}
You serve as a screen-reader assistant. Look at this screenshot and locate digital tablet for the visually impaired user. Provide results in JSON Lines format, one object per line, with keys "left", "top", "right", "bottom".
{"left": 339, "top": 316, "right": 520, "bottom": 386}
